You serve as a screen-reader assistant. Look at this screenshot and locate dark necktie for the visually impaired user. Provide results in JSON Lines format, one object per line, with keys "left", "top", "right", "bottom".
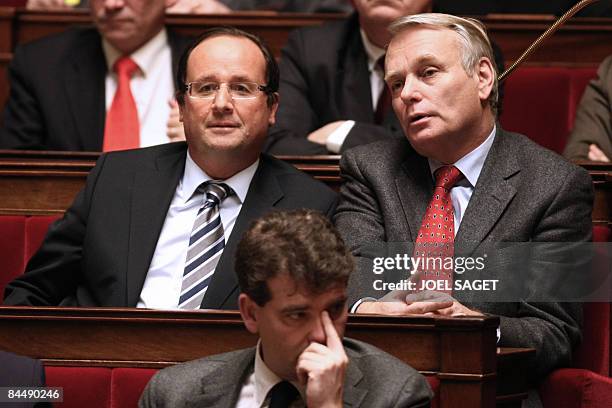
{"left": 268, "top": 381, "right": 299, "bottom": 408}
{"left": 374, "top": 55, "right": 391, "bottom": 125}
{"left": 413, "top": 166, "right": 463, "bottom": 293}
{"left": 103, "top": 56, "right": 140, "bottom": 152}
{"left": 178, "top": 181, "right": 233, "bottom": 309}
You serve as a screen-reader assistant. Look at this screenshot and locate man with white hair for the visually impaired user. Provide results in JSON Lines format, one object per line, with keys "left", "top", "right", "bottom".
{"left": 335, "top": 14, "right": 593, "bottom": 407}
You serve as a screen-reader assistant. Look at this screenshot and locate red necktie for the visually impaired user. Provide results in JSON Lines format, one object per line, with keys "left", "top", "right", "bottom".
{"left": 374, "top": 56, "right": 391, "bottom": 125}
{"left": 413, "top": 166, "right": 463, "bottom": 294}
{"left": 103, "top": 57, "right": 140, "bottom": 152}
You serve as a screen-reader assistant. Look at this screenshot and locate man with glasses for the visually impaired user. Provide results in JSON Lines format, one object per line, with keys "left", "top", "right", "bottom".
{"left": 4, "top": 27, "right": 337, "bottom": 310}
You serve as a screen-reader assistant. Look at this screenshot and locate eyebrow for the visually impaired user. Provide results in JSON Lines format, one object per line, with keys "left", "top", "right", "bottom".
{"left": 188, "top": 74, "right": 259, "bottom": 83}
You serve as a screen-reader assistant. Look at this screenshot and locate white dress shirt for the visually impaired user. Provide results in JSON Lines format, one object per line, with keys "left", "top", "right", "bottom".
{"left": 102, "top": 28, "right": 174, "bottom": 148}
{"left": 236, "top": 342, "right": 305, "bottom": 408}
{"left": 137, "top": 153, "right": 259, "bottom": 309}
{"left": 326, "top": 29, "right": 386, "bottom": 153}
{"left": 428, "top": 125, "right": 497, "bottom": 234}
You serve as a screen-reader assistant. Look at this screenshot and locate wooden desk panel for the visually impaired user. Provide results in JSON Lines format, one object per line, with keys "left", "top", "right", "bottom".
{"left": 0, "top": 306, "right": 531, "bottom": 408}
{"left": 0, "top": 151, "right": 609, "bottom": 228}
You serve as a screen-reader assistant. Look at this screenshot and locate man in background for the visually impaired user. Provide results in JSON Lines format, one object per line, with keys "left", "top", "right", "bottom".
{"left": 140, "top": 210, "right": 432, "bottom": 408}
{"left": 1, "top": 0, "right": 192, "bottom": 151}
{"left": 265, "top": 0, "right": 432, "bottom": 155}
{"left": 564, "top": 54, "right": 612, "bottom": 163}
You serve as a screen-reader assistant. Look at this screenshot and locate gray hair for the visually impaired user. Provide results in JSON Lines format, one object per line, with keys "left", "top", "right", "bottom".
{"left": 389, "top": 13, "right": 498, "bottom": 116}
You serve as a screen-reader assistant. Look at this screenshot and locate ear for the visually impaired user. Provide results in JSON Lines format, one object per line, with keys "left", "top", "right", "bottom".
{"left": 239, "top": 293, "right": 260, "bottom": 335}
{"left": 267, "top": 93, "right": 280, "bottom": 126}
{"left": 476, "top": 57, "right": 495, "bottom": 103}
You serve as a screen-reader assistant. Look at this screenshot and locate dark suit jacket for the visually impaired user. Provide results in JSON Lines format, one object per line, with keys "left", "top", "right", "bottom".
{"left": 0, "top": 351, "right": 49, "bottom": 408}
{"left": 564, "top": 54, "right": 612, "bottom": 161}
{"left": 265, "top": 13, "right": 505, "bottom": 155}
{"left": 3, "top": 142, "right": 338, "bottom": 309}
{"left": 139, "top": 338, "right": 432, "bottom": 408}
{"left": 0, "top": 28, "right": 192, "bottom": 151}
{"left": 265, "top": 13, "right": 405, "bottom": 155}
{"left": 334, "top": 128, "right": 593, "bottom": 382}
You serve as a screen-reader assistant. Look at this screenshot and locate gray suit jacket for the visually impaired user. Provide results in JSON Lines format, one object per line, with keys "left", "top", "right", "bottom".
{"left": 564, "top": 54, "right": 612, "bottom": 161}
{"left": 139, "top": 338, "right": 432, "bottom": 408}
{"left": 334, "top": 128, "right": 594, "bottom": 382}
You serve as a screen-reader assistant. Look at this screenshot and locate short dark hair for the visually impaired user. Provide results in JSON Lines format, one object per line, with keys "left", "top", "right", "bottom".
{"left": 175, "top": 26, "right": 279, "bottom": 107}
{"left": 235, "top": 210, "right": 354, "bottom": 306}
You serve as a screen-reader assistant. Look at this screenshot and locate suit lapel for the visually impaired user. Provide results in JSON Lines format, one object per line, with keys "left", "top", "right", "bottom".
{"left": 342, "top": 360, "right": 368, "bottom": 407}
{"left": 126, "top": 145, "right": 187, "bottom": 306}
{"left": 186, "top": 349, "right": 255, "bottom": 408}
{"left": 63, "top": 30, "right": 106, "bottom": 151}
{"left": 336, "top": 14, "right": 375, "bottom": 121}
{"left": 396, "top": 151, "right": 433, "bottom": 243}
{"left": 201, "top": 157, "right": 284, "bottom": 309}
{"left": 456, "top": 128, "right": 519, "bottom": 255}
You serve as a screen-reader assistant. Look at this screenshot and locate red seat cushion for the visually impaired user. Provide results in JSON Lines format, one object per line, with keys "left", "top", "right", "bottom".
{"left": 500, "top": 67, "right": 573, "bottom": 154}
{"left": 24, "top": 215, "right": 61, "bottom": 261}
{"left": 45, "top": 366, "right": 111, "bottom": 408}
{"left": 0, "top": 216, "right": 25, "bottom": 300}
{"left": 540, "top": 368, "right": 612, "bottom": 408}
{"left": 425, "top": 375, "right": 440, "bottom": 408}
{"left": 111, "top": 368, "right": 158, "bottom": 408}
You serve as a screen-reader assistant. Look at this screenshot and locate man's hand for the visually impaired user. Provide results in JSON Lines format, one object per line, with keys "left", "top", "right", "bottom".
{"left": 356, "top": 300, "right": 452, "bottom": 315}
{"left": 307, "top": 121, "right": 346, "bottom": 145}
{"left": 296, "top": 311, "right": 347, "bottom": 408}
{"left": 167, "top": 99, "right": 186, "bottom": 142}
{"left": 356, "top": 290, "right": 482, "bottom": 317}
{"left": 166, "top": 0, "right": 231, "bottom": 14}
{"left": 405, "top": 291, "right": 483, "bottom": 317}
{"left": 588, "top": 143, "right": 610, "bottom": 162}
{"left": 26, "top": 0, "right": 73, "bottom": 10}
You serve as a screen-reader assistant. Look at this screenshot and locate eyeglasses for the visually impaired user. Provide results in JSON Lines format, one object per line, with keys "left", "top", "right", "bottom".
{"left": 185, "top": 81, "right": 269, "bottom": 100}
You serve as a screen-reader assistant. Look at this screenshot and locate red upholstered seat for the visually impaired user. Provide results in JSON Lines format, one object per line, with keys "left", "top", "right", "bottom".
{"left": 500, "top": 67, "right": 597, "bottom": 154}
{"left": 0, "top": 215, "right": 60, "bottom": 302}
{"left": 111, "top": 368, "right": 157, "bottom": 408}
{"left": 0, "top": 216, "right": 25, "bottom": 299}
{"left": 45, "top": 366, "right": 112, "bottom": 408}
{"left": 425, "top": 375, "right": 440, "bottom": 408}
{"left": 540, "top": 369, "right": 612, "bottom": 408}
{"left": 24, "top": 215, "right": 61, "bottom": 261}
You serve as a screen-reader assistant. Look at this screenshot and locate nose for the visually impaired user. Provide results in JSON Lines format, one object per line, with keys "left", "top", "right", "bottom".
{"left": 307, "top": 315, "right": 327, "bottom": 345}
{"left": 211, "top": 84, "right": 234, "bottom": 114}
{"left": 400, "top": 75, "right": 423, "bottom": 105}
{"left": 103, "top": 0, "right": 125, "bottom": 11}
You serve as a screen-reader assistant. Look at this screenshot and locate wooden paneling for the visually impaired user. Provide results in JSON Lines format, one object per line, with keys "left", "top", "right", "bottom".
{"left": 0, "top": 306, "right": 531, "bottom": 407}
{"left": 0, "top": 151, "right": 609, "bottom": 228}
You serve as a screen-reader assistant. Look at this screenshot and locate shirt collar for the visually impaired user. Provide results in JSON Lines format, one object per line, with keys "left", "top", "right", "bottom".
{"left": 359, "top": 28, "right": 386, "bottom": 73}
{"left": 428, "top": 125, "right": 497, "bottom": 188}
{"left": 180, "top": 151, "right": 259, "bottom": 205}
{"left": 101, "top": 28, "right": 168, "bottom": 78}
{"left": 254, "top": 341, "right": 305, "bottom": 407}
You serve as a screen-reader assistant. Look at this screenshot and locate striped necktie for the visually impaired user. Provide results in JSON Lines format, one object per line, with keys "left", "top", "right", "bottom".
{"left": 179, "top": 181, "right": 233, "bottom": 309}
